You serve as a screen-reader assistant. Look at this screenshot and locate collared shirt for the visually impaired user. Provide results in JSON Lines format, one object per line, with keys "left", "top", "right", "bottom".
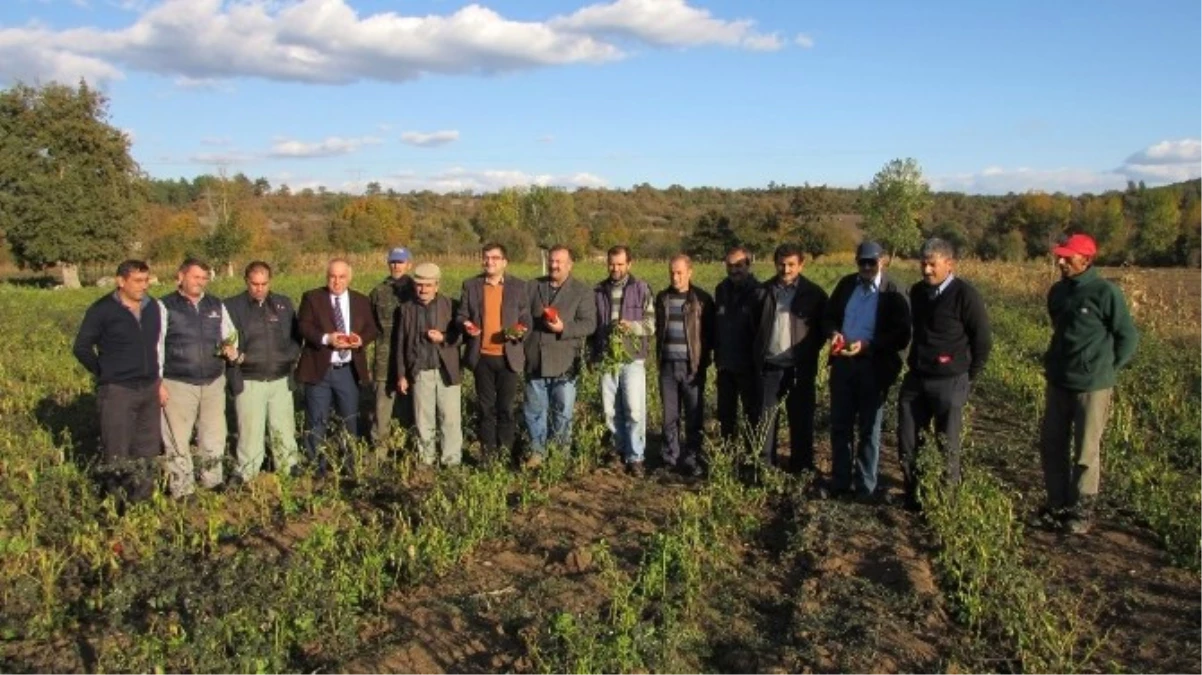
{"left": 326, "top": 291, "right": 352, "bottom": 365}
{"left": 935, "top": 273, "right": 956, "bottom": 298}
{"left": 842, "top": 271, "right": 881, "bottom": 343}
{"left": 767, "top": 279, "right": 797, "bottom": 357}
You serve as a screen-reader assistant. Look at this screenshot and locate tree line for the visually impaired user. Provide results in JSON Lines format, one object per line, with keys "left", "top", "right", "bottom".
{"left": 2, "top": 82, "right": 1199, "bottom": 288}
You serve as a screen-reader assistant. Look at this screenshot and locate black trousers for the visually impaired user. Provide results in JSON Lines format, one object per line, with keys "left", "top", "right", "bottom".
{"left": 755, "top": 365, "right": 817, "bottom": 472}
{"left": 474, "top": 355, "right": 519, "bottom": 453}
{"left": 659, "top": 360, "right": 705, "bottom": 468}
{"left": 97, "top": 380, "right": 161, "bottom": 502}
{"left": 897, "top": 372, "right": 971, "bottom": 503}
{"left": 716, "top": 368, "right": 760, "bottom": 442}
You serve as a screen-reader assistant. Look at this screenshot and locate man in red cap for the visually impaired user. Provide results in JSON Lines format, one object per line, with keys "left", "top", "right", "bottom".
{"left": 1032, "top": 233, "right": 1139, "bottom": 534}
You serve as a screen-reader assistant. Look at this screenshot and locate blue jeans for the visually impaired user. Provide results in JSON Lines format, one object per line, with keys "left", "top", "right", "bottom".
{"left": 524, "top": 375, "right": 578, "bottom": 456}
{"left": 601, "top": 360, "right": 647, "bottom": 463}
{"left": 829, "top": 358, "right": 887, "bottom": 495}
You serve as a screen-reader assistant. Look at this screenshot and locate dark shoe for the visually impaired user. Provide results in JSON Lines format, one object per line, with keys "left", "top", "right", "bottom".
{"left": 679, "top": 463, "right": 704, "bottom": 479}
{"left": 1025, "top": 505, "right": 1062, "bottom": 530}
{"left": 627, "top": 460, "right": 645, "bottom": 478}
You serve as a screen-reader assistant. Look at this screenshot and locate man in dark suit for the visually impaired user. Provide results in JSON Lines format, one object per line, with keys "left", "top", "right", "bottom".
{"left": 821, "top": 241, "right": 911, "bottom": 500}
{"left": 751, "top": 243, "right": 828, "bottom": 473}
{"left": 457, "top": 243, "right": 531, "bottom": 462}
{"left": 296, "top": 258, "right": 378, "bottom": 469}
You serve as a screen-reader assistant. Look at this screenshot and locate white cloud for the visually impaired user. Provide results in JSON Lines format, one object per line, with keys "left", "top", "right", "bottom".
{"left": 173, "top": 75, "right": 233, "bottom": 92}
{"left": 199, "top": 135, "right": 232, "bottom": 146}
{"left": 190, "top": 150, "right": 259, "bottom": 165}
{"left": 794, "top": 33, "right": 814, "bottom": 48}
{"left": 551, "top": 0, "right": 782, "bottom": 50}
{"left": 0, "top": 0, "right": 794, "bottom": 87}
{"left": 301, "top": 167, "right": 609, "bottom": 194}
{"left": 399, "top": 129, "right": 460, "bottom": 147}
{"left": 931, "top": 138, "right": 1202, "bottom": 194}
{"left": 930, "top": 167, "right": 1125, "bottom": 195}
{"left": 268, "top": 135, "right": 382, "bottom": 158}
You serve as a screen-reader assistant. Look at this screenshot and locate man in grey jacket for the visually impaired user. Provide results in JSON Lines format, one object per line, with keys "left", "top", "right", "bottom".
{"left": 522, "top": 245, "right": 598, "bottom": 469}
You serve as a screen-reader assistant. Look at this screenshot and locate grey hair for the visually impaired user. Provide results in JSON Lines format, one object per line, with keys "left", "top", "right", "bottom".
{"left": 919, "top": 237, "right": 956, "bottom": 260}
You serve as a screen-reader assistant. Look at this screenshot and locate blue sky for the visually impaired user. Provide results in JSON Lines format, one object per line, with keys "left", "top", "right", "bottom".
{"left": 2, "top": 0, "right": 1199, "bottom": 195}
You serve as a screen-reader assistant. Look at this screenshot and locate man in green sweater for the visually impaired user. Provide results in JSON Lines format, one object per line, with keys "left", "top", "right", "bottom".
{"left": 1034, "top": 234, "right": 1139, "bottom": 534}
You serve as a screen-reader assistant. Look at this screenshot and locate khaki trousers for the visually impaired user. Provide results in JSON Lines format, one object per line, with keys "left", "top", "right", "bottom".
{"left": 162, "top": 376, "right": 227, "bottom": 497}
{"left": 1038, "top": 383, "right": 1113, "bottom": 509}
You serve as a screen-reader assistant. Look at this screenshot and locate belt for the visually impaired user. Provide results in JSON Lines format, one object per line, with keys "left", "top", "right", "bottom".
{"left": 331, "top": 362, "right": 351, "bottom": 369}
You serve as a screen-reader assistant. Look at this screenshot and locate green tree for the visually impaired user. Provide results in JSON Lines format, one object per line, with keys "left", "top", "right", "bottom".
{"left": 203, "top": 212, "right": 251, "bottom": 278}
{"left": 1078, "top": 196, "right": 1129, "bottom": 264}
{"left": 0, "top": 81, "right": 142, "bottom": 288}
{"left": 522, "top": 185, "right": 579, "bottom": 249}
{"left": 1134, "top": 188, "right": 1180, "bottom": 265}
{"left": 862, "top": 158, "right": 931, "bottom": 257}
{"left": 683, "top": 210, "right": 739, "bottom": 262}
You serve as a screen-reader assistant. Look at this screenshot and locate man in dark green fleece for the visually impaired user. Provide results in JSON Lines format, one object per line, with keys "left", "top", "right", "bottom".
{"left": 1034, "top": 233, "right": 1139, "bottom": 534}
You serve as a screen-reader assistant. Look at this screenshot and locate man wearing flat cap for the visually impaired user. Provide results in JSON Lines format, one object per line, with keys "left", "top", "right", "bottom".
{"left": 821, "top": 240, "right": 911, "bottom": 500}
{"left": 395, "top": 262, "right": 464, "bottom": 467}
{"left": 1032, "top": 233, "right": 1138, "bottom": 534}
{"left": 369, "top": 246, "right": 415, "bottom": 453}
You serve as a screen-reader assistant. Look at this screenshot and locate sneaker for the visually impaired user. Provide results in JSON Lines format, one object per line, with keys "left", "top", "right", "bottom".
{"left": 1064, "top": 514, "right": 1092, "bottom": 535}
{"left": 522, "top": 454, "right": 545, "bottom": 471}
{"left": 627, "top": 460, "right": 645, "bottom": 478}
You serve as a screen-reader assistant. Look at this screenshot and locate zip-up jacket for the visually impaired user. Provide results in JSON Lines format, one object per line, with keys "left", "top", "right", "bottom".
{"left": 1043, "top": 266, "right": 1139, "bottom": 392}
{"left": 224, "top": 291, "right": 301, "bottom": 382}
{"left": 73, "top": 292, "right": 165, "bottom": 386}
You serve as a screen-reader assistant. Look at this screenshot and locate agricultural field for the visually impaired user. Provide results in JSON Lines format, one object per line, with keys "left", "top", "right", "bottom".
{"left": 0, "top": 257, "right": 1198, "bottom": 673}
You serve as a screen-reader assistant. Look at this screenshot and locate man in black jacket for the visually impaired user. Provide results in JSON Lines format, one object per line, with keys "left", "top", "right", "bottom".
{"left": 898, "top": 237, "right": 992, "bottom": 511}
{"left": 713, "top": 246, "right": 760, "bottom": 441}
{"left": 822, "top": 241, "right": 911, "bottom": 499}
{"left": 73, "top": 259, "right": 166, "bottom": 504}
{"left": 224, "top": 261, "right": 302, "bottom": 483}
{"left": 752, "top": 243, "right": 828, "bottom": 472}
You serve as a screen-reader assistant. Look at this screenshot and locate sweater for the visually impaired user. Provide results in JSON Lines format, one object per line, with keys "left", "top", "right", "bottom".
{"left": 73, "top": 292, "right": 165, "bottom": 386}
{"left": 1043, "top": 266, "right": 1139, "bottom": 392}
{"left": 907, "top": 277, "right": 992, "bottom": 380}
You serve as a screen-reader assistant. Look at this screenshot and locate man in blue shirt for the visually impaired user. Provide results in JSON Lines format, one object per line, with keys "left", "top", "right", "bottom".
{"left": 821, "top": 241, "right": 911, "bottom": 499}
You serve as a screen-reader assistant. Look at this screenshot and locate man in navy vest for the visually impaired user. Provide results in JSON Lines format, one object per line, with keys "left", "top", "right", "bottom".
{"left": 160, "top": 257, "right": 238, "bottom": 499}
{"left": 73, "top": 259, "right": 167, "bottom": 504}
{"left": 591, "top": 245, "right": 656, "bottom": 477}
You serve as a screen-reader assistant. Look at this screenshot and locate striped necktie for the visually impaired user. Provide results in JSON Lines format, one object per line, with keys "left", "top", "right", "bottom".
{"left": 332, "top": 295, "right": 350, "bottom": 361}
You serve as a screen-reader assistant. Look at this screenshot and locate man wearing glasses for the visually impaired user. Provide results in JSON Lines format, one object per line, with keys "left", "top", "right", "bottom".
{"left": 713, "top": 246, "right": 760, "bottom": 442}
{"left": 821, "top": 241, "right": 911, "bottom": 501}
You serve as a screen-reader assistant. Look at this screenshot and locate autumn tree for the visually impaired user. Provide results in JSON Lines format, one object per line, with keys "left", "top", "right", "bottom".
{"left": 862, "top": 158, "right": 931, "bottom": 257}
{"left": 328, "top": 195, "right": 415, "bottom": 253}
{"left": 0, "top": 81, "right": 142, "bottom": 287}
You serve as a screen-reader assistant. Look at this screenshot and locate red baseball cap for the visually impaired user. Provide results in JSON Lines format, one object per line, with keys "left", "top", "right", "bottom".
{"left": 1052, "top": 233, "right": 1097, "bottom": 258}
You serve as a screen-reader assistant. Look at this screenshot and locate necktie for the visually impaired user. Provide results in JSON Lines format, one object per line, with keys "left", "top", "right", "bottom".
{"left": 333, "top": 295, "right": 350, "bottom": 361}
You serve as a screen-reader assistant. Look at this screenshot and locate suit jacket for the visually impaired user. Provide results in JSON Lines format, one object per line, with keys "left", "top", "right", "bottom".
{"left": 295, "top": 286, "right": 378, "bottom": 385}
{"left": 821, "top": 273, "right": 912, "bottom": 387}
{"left": 525, "top": 275, "right": 598, "bottom": 378}
{"left": 456, "top": 273, "right": 531, "bottom": 372}
{"left": 395, "top": 295, "right": 463, "bottom": 386}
